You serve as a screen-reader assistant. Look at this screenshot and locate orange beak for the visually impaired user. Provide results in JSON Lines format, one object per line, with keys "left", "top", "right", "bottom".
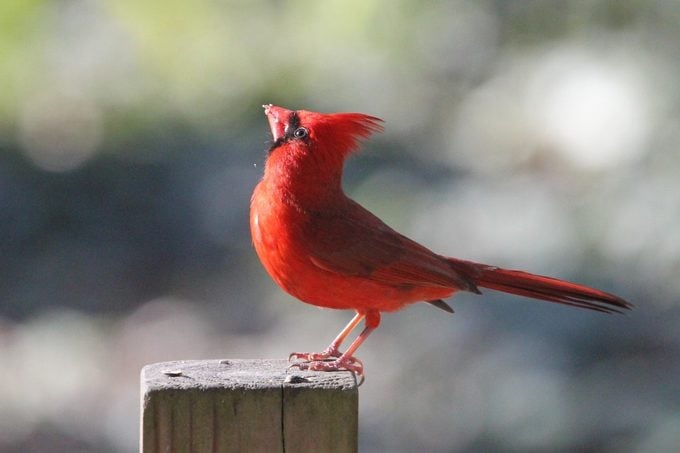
{"left": 263, "top": 104, "right": 292, "bottom": 141}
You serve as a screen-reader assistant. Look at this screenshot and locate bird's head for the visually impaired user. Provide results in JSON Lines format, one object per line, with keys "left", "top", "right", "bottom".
{"left": 263, "top": 104, "right": 384, "bottom": 162}
{"left": 260, "top": 104, "right": 383, "bottom": 200}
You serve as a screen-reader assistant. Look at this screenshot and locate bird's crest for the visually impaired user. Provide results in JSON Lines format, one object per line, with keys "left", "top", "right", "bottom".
{"left": 264, "top": 104, "right": 384, "bottom": 158}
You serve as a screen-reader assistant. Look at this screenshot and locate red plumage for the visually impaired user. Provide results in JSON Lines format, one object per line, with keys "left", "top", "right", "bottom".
{"left": 250, "top": 104, "right": 632, "bottom": 378}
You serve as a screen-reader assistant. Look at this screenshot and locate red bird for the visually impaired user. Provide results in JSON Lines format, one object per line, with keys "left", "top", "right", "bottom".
{"left": 250, "top": 104, "right": 631, "bottom": 378}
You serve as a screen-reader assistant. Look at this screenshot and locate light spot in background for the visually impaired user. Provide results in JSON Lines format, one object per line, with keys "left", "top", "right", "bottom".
{"left": 115, "top": 297, "right": 217, "bottom": 366}
{"left": 446, "top": 41, "right": 654, "bottom": 172}
{"left": 0, "top": 310, "right": 109, "bottom": 447}
{"left": 446, "top": 80, "right": 535, "bottom": 173}
{"left": 18, "top": 91, "right": 102, "bottom": 172}
{"left": 528, "top": 49, "right": 650, "bottom": 169}
{"left": 411, "top": 177, "right": 578, "bottom": 270}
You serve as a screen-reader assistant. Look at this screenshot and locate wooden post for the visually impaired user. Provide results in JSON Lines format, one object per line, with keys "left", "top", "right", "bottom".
{"left": 140, "top": 359, "right": 359, "bottom": 453}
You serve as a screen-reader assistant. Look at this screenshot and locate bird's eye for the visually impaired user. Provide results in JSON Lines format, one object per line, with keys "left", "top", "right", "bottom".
{"left": 293, "top": 127, "right": 308, "bottom": 139}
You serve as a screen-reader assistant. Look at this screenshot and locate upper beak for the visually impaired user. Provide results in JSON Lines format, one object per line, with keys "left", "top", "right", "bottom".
{"left": 263, "top": 104, "right": 290, "bottom": 141}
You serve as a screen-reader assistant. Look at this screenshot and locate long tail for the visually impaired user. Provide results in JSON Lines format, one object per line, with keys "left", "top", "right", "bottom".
{"left": 447, "top": 258, "right": 633, "bottom": 314}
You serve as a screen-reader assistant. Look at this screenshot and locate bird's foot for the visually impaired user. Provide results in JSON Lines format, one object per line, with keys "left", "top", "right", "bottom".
{"left": 288, "top": 345, "right": 342, "bottom": 362}
{"left": 289, "top": 355, "right": 365, "bottom": 384}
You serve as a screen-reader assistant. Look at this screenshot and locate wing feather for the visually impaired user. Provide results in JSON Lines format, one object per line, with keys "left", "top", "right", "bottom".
{"left": 302, "top": 199, "right": 478, "bottom": 293}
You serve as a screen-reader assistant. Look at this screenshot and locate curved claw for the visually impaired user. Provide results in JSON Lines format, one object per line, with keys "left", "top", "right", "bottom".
{"left": 288, "top": 347, "right": 342, "bottom": 363}
{"left": 288, "top": 352, "right": 304, "bottom": 362}
{"left": 291, "top": 355, "right": 364, "bottom": 377}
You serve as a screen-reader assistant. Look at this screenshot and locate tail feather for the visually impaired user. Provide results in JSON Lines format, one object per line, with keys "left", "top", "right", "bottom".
{"left": 447, "top": 258, "right": 632, "bottom": 314}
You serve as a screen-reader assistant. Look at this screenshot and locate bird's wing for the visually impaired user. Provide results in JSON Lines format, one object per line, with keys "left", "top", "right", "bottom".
{"left": 301, "top": 199, "right": 478, "bottom": 293}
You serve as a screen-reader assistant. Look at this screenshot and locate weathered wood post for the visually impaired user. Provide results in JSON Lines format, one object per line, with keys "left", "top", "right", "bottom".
{"left": 140, "top": 359, "right": 359, "bottom": 452}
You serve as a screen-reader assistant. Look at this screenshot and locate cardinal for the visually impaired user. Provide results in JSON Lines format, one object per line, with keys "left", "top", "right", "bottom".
{"left": 250, "top": 104, "right": 631, "bottom": 378}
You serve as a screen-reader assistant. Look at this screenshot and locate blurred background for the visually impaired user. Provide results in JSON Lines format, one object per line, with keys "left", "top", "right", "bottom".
{"left": 1, "top": 0, "right": 679, "bottom": 451}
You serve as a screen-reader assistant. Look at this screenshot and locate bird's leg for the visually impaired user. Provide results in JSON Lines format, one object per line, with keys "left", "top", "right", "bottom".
{"left": 289, "top": 312, "right": 365, "bottom": 362}
{"left": 291, "top": 311, "right": 380, "bottom": 380}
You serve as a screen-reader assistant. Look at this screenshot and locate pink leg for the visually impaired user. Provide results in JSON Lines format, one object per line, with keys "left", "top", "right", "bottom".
{"left": 289, "top": 311, "right": 365, "bottom": 361}
{"left": 291, "top": 311, "right": 381, "bottom": 379}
